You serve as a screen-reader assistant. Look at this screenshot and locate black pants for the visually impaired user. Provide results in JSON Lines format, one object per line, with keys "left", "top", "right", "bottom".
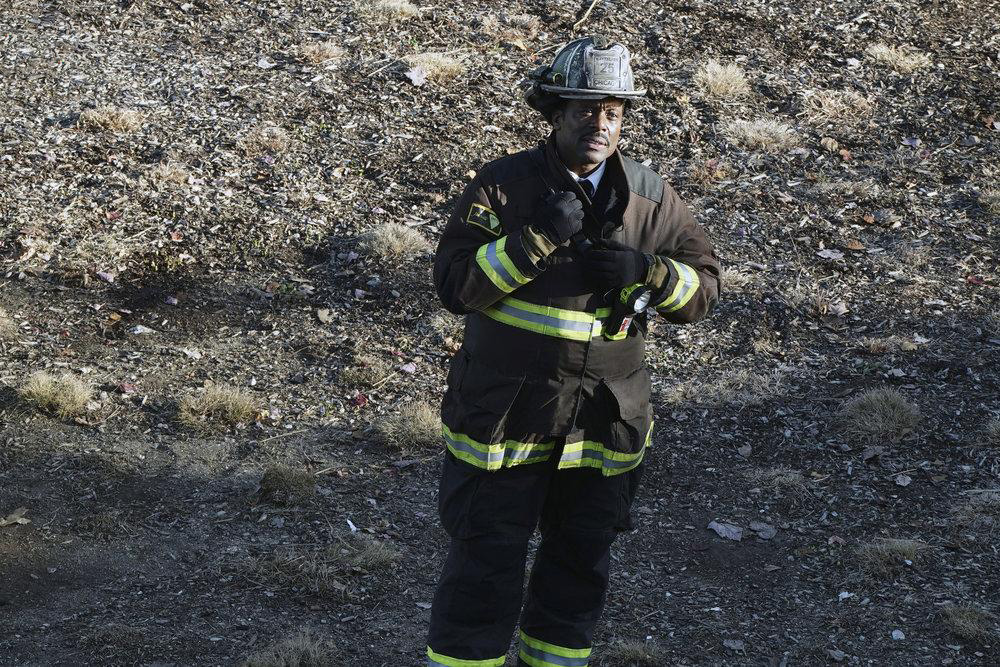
{"left": 426, "top": 450, "right": 644, "bottom": 666}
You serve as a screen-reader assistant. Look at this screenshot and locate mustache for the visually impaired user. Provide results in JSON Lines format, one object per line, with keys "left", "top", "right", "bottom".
{"left": 580, "top": 134, "right": 608, "bottom": 145}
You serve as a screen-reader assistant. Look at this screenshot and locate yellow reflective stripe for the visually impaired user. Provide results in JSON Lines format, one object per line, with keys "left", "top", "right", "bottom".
{"left": 656, "top": 259, "right": 700, "bottom": 312}
{"left": 481, "top": 299, "right": 622, "bottom": 342}
{"left": 557, "top": 424, "right": 653, "bottom": 476}
{"left": 475, "top": 241, "right": 516, "bottom": 293}
{"left": 427, "top": 646, "right": 506, "bottom": 667}
{"left": 495, "top": 236, "right": 530, "bottom": 286}
{"left": 442, "top": 424, "right": 554, "bottom": 471}
{"left": 519, "top": 631, "right": 592, "bottom": 659}
{"left": 503, "top": 296, "right": 594, "bottom": 322}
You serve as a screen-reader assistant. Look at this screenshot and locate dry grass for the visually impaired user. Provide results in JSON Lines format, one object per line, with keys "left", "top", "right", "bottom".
{"left": 403, "top": 52, "right": 466, "bottom": 84}
{"left": 954, "top": 492, "right": 1000, "bottom": 535}
{"left": 667, "top": 367, "right": 790, "bottom": 409}
{"left": 866, "top": 43, "right": 932, "bottom": 74}
{"left": 858, "top": 538, "right": 931, "bottom": 576}
{"left": 815, "top": 178, "right": 881, "bottom": 200}
{"left": 838, "top": 388, "right": 921, "bottom": 442}
{"left": 359, "top": 0, "right": 420, "bottom": 19}
{"left": 745, "top": 467, "right": 810, "bottom": 497}
{"left": 250, "top": 535, "right": 399, "bottom": 596}
{"left": 980, "top": 188, "right": 1000, "bottom": 215}
{"left": 379, "top": 401, "right": 441, "bottom": 452}
{"left": 693, "top": 59, "right": 751, "bottom": 100}
{"left": 481, "top": 13, "right": 541, "bottom": 41}
{"left": 299, "top": 40, "right": 345, "bottom": 66}
{"left": 720, "top": 118, "right": 799, "bottom": 152}
{"left": 78, "top": 106, "right": 143, "bottom": 133}
{"left": 20, "top": 371, "right": 92, "bottom": 418}
{"left": 178, "top": 383, "right": 258, "bottom": 427}
{"left": 981, "top": 421, "right": 1000, "bottom": 447}
{"left": 364, "top": 222, "right": 432, "bottom": 260}
{"left": 719, "top": 266, "right": 752, "bottom": 291}
{"left": 601, "top": 639, "right": 664, "bottom": 666}
{"left": 802, "top": 89, "right": 873, "bottom": 125}
{"left": 339, "top": 354, "right": 393, "bottom": 386}
{"left": 150, "top": 161, "right": 190, "bottom": 186}
{"left": 238, "top": 124, "right": 291, "bottom": 156}
{"left": 258, "top": 465, "right": 316, "bottom": 505}
{"left": 242, "top": 632, "right": 337, "bottom": 667}
{"left": 0, "top": 306, "right": 16, "bottom": 340}
{"left": 60, "top": 233, "right": 135, "bottom": 277}
{"left": 688, "top": 158, "right": 730, "bottom": 186}
{"left": 941, "top": 605, "right": 998, "bottom": 642}
{"left": 427, "top": 309, "right": 463, "bottom": 339}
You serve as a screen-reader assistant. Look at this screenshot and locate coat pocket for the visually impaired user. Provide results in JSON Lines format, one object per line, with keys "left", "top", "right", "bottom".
{"left": 442, "top": 349, "right": 525, "bottom": 444}
{"left": 599, "top": 366, "right": 653, "bottom": 454}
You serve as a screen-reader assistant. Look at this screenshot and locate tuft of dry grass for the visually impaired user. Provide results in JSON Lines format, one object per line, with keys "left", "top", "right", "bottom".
{"left": 858, "top": 538, "right": 931, "bottom": 576}
{"left": 339, "top": 354, "right": 393, "bottom": 387}
{"left": 601, "top": 639, "right": 664, "bottom": 666}
{"left": 667, "top": 367, "right": 790, "bottom": 409}
{"left": 238, "top": 124, "right": 291, "bottom": 157}
{"left": 719, "top": 266, "right": 751, "bottom": 291}
{"left": 954, "top": 492, "right": 1000, "bottom": 535}
{"left": 150, "top": 161, "right": 190, "bottom": 186}
{"left": 378, "top": 401, "right": 441, "bottom": 452}
{"left": 299, "top": 40, "right": 345, "bottom": 66}
{"left": 693, "top": 59, "right": 751, "bottom": 100}
{"left": 980, "top": 188, "right": 1000, "bottom": 215}
{"left": 78, "top": 106, "right": 143, "bottom": 133}
{"left": 720, "top": 118, "right": 799, "bottom": 152}
{"left": 360, "top": 0, "right": 420, "bottom": 19}
{"left": 745, "top": 467, "right": 810, "bottom": 497}
{"left": 427, "top": 309, "right": 463, "bottom": 340}
{"left": 0, "top": 306, "right": 17, "bottom": 340}
{"left": 481, "top": 13, "right": 541, "bottom": 42}
{"left": 403, "top": 52, "right": 466, "bottom": 84}
{"left": 941, "top": 605, "right": 998, "bottom": 642}
{"left": 60, "top": 233, "right": 135, "bottom": 277}
{"left": 866, "top": 43, "right": 932, "bottom": 74}
{"left": 242, "top": 632, "right": 337, "bottom": 667}
{"left": 178, "top": 384, "right": 258, "bottom": 427}
{"left": 802, "top": 89, "right": 873, "bottom": 125}
{"left": 20, "top": 371, "right": 92, "bottom": 418}
{"left": 838, "top": 388, "right": 920, "bottom": 442}
{"left": 258, "top": 465, "right": 316, "bottom": 505}
{"left": 249, "top": 535, "right": 400, "bottom": 596}
{"left": 364, "top": 222, "right": 432, "bottom": 260}
{"left": 688, "top": 158, "right": 730, "bottom": 186}
{"left": 858, "top": 336, "right": 903, "bottom": 355}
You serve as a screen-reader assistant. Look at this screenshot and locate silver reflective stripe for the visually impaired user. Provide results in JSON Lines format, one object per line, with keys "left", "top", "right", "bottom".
{"left": 427, "top": 658, "right": 448, "bottom": 667}
{"left": 492, "top": 301, "right": 594, "bottom": 333}
{"left": 520, "top": 643, "right": 589, "bottom": 667}
{"left": 485, "top": 241, "right": 518, "bottom": 290}
{"left": 442, "top": 432, "right": 504, "bottom": 467}
{"left": 658, "top": 260, "right": 697, "bottom": 311}
{"left": 559, "top": 446, "right": 638, "bottom": 469}
{"left": 504, "top": 444, "right": 553, "bottom": 464}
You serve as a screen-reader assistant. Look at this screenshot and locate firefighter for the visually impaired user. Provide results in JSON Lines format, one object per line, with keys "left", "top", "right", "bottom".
{"left": 426, "top": 36, "right": 721, "bottom": 667}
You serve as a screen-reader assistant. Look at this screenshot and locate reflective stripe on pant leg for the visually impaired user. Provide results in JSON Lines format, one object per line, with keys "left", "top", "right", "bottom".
{"left": 426, "top": 646, "right": 506, "bottom": 667}
{"left": 518, "top": 631, "right": 591, "bottom": 667}
{"left": 556, "top": 423, "right": 652, "bottom": 476}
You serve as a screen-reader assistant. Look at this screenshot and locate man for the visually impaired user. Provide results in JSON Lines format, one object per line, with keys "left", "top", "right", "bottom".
{"left": 426, "top": 36, "right": 721, "bottom": 667}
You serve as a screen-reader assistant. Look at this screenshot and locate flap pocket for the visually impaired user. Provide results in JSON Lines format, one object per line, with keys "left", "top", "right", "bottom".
{"left": 442, "top": 351, "right": 524, "bottom": 445}
{"left": 603, "top": 367, "right": 652, "bottom": 421}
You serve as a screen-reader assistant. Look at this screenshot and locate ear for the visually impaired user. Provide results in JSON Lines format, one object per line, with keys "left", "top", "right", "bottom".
{"left": 550, "top": 108, "right": 564, "bottom": 129}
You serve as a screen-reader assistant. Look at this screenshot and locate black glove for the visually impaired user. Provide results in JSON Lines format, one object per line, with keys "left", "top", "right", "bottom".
{"left": 583, "top": 239, "right": 650, "bottom": 292}
{"left": 532, "top": 191, "right": 584, "bottom": 245}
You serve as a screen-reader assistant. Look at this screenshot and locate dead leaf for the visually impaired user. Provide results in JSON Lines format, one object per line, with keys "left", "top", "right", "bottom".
{"left": 737, "top": 444, "right": 752, "bottom": 458}
{"left": 817, "top": 248, "right": 844, "bottom": 260}
{"left": 828, "top": 301, "right": 849, "bottom": 317}
{"left": 405, "top": 66, "right": 428, "bottom": 87}
{"left": 846, "top": 239, "right": 865, "bottom": 251}
{"left": 901, "top": 137, "right": 921, "bottom": 147}
{"left": 820, "top": 137, "right": 839, "bottom": 152}
{"left": 0, "top": 507, "right": 31, "bottom": 527}
{"left": 895, "top": 474, "right": 912, "bottom": 487}
{"left": 707, "top": 520, "right": 743, "bottom": 541}
{"left": 723, "top": 639, "right": 745, "bottom": 652}
{"left": 316, "top": 308, "right": 333, "bottom": 324}
{"left": 749, "top": 521, "right": 777, "bottom": 540}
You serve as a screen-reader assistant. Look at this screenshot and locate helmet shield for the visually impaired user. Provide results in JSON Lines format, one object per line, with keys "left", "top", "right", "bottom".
{"left": 538, "top": 36, "right": 646, "bottom": 99}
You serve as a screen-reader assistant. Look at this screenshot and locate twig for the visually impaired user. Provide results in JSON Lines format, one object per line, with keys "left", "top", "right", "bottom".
{"left": 961, "top": 488, "right": 1000, "bottom": 494}
{"left": 258, "top": 429, "right": 307, "bottom": 443}
{"left": 572, "top": 0, "right": 601, "bottom": 31}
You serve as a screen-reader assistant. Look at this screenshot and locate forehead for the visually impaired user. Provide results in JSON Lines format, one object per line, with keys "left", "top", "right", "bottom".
{"left": 565, "top": 98, "right": 625, "bottom": 112}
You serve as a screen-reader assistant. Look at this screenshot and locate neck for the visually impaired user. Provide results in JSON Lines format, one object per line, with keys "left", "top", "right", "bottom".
{"left": 554, "top": 143, "right": 600, "bottom": 177}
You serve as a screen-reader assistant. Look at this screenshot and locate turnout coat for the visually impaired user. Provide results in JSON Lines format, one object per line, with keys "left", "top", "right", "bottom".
{"left": 433, "top": 136, "right": 720, "bottom": 476}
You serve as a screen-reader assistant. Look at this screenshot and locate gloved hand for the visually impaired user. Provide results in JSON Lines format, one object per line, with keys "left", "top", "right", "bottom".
{"left": 532, "top": 191, "right": 584, "bottom": 245}
{"left": 583, "top": 239, "right": 650, "bottom": 292}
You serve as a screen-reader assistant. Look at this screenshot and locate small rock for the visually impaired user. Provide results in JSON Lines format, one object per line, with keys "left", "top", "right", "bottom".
{"left": 722, "top": 639, "right": 745, "bottom": 652}
{"left": 895, "top": 474, "right": 912, "bottom": 487}
{"left": 891, "top": 629, "right": 905, "bottom": 641}
{"left": 737, "top": 444, "right": 752, "bottom": 458}
{"left": 707, "top": 521, "right": 743, "bottom": 541}
{"left": 749, "top": 521, "right": 777, "bottom": 540}
{"left": 128, "top": 324, "right": 156, "bottom": 335}
{"left": 827, "top": 649, "right": 847, "bottom": 662}
{"left": 400, "top": 362, "right": 417, "bottom": 374}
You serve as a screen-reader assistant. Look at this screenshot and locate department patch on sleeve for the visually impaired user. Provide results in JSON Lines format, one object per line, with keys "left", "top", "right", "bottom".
{"left": 466, "top": 202, "right": 501, "bottom": 236}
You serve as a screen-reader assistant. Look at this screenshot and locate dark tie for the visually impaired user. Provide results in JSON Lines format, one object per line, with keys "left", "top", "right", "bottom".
{"left": 579, "top": 179, "right": 595, "bottom": 200}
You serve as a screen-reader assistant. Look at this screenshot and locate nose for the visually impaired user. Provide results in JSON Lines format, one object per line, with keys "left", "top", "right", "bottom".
{"left": 589, "top": 109, "right": 611, "bottom": 135}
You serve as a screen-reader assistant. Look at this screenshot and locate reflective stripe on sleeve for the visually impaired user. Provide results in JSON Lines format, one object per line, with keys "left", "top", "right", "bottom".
{"left": 655, "top": 259, "right": 700, "bottom": 312}
{"left": 427, "top": 646, "right": 506, "bottom": 667}
{"left": 518, "top": 632, "right": 591, "bottom": 667}
{"left": 442, "top": 424, "right": 554, "bottom": 471}
{"left": 556, "top": 423, "right": 652, "bottom": 476}
{"left": 475, "top": 237, "right": 531, "bottom": 293}
{"left": 482, "top": 297, "right": 614, "bottom": 342}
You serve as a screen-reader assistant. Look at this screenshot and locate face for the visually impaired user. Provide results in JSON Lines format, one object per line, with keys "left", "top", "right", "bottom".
{"left": 552, "top": 98, "right": 625, "bottom": 176}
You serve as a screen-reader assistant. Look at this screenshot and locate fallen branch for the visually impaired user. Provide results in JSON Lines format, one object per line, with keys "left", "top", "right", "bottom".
{"left": 572, "top": 0, "right": 601, "bottom": 31}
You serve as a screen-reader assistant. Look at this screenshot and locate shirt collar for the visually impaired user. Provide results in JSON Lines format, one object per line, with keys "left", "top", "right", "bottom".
{"left": 567, "top": 160, "right": 606, "bottom": 193}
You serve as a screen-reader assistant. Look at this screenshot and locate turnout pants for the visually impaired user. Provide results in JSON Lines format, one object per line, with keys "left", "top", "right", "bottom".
{"left": 426, "top": 449, "right": 644, "bottom": 667}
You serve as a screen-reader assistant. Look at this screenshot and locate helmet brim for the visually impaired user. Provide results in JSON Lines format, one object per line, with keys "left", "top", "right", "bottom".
{"left": 540, "top": 84, "right": 646, "bottom": 99}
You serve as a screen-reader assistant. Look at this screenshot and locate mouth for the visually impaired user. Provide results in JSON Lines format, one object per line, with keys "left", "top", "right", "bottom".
{"left": 580, "top": 136, "right": 608, "bottom": 151}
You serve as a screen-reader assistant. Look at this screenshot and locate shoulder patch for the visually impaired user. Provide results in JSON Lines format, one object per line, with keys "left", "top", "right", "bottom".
{"left": 466, "top": 202, "right": 501, "bottom": 236}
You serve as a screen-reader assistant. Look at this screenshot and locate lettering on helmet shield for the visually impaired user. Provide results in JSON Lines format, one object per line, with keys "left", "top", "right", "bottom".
{"left": 466, "top": 202, "right": 501, "bottom": 236}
